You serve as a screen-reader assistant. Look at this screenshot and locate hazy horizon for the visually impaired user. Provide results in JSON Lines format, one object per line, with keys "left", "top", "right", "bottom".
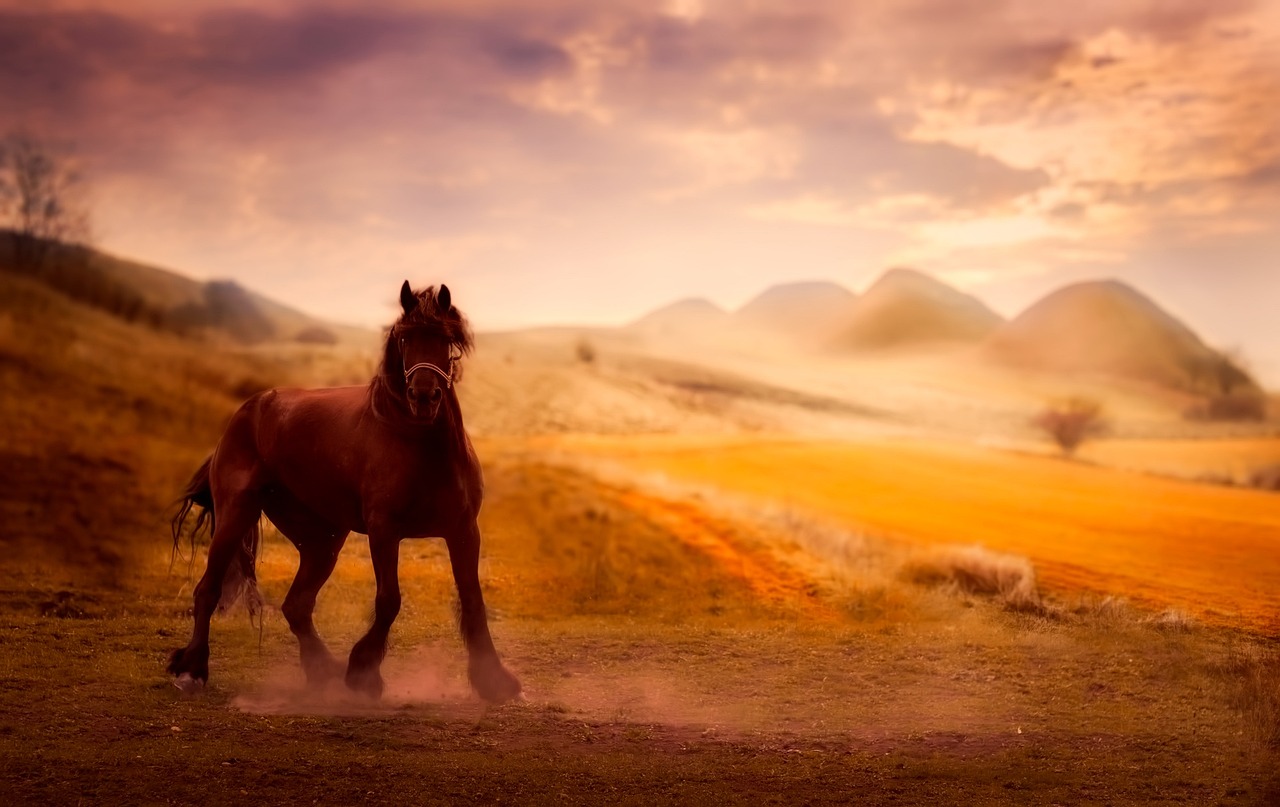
{"left": 2, "top": 0, "right": 1277, "bottom": 382}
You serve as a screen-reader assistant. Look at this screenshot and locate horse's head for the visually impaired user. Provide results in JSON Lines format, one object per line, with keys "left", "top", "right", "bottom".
{"left": 389, "top": 280, "right": 472, "bottom": 423}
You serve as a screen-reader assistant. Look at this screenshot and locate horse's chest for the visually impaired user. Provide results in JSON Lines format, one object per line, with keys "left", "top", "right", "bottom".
{"left": 378, "top": 454, "right": 480, "bottom": 538}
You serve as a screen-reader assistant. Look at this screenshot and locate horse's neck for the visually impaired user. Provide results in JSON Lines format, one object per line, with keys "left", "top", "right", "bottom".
{"left": 441, "top": 388, "right": 472, "bottom": 458}
{"left": 371, "top": 381, "right": 471, "bottom": 459}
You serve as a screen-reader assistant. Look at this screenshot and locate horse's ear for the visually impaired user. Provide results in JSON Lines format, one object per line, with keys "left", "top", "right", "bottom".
{"left": 437, "top": 284, "right": 451, "bottom": 312}
{"left": 399, "top": 280, "right": 417, "bottom": 316}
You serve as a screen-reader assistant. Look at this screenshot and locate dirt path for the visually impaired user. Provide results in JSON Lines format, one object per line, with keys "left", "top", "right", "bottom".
{"left": 605, "top": 484, "right": 837, "bottom": 617}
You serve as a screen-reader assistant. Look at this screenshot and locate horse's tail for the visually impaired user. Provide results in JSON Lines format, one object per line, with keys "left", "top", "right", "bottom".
{"left": 171, "top": 455, "right": 215, "bottom": 566}
{"left": 170, "top": 455, "right": 264, "bottom": 621}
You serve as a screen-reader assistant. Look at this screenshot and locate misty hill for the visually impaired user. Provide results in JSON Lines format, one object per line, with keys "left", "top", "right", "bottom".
{"left": 0, "top": 230, "right": 373, "bottom": 346}
{"left": 828, "top": 268, "right": 1003, "bottom": 351}
{"left": 986, "top": 280, "right": 1257, "bottom": 394}
{"left": 630, "top": 297, "right": 730, "bottom": 339}
{"left": 732, "top": 281, "right": 857, "bottom": 343}
{"left": 95, "top": 252, "right": 373, "bottom": 346}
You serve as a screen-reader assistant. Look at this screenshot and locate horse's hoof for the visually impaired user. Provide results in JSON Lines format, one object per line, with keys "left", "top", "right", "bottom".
{"left": 173, "top": 673, "right": 204, "bottom": 694}
{"left": 344, "top": 668, "right": 384, "bottom": 700}
{"left": 471, "top": 661, "right": 523, "bottom": 704}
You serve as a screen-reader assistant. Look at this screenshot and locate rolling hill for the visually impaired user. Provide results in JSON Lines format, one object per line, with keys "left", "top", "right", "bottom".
{"left": 629, "top": 297, "right": 730, "bottom": 340}
{"left": 731, "top": 280, "right": 857, "bottom": 343}
{"left": 0, "top": 230, "right": 374, "bottom": 347}
{"left": 827, "top": 267, "right": 1003, "bottom": 351}
{"left": 986, "top": 280, "right": 1257, "bottom": 394}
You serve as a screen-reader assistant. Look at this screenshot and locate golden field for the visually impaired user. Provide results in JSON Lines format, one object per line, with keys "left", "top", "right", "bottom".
{"left": 534, "top": 434, "right": 1280, "bottom": 633}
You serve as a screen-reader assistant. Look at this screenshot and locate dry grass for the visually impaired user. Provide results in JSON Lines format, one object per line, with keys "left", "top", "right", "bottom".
{"left": 1146, "top": 608, "right": 1197, "bottom": 633}
{"left": 1215, "top": 645, "right": 1280, "bottom": 753}
{"left": 0, "top": 273, "right": 299, "bottom": 578}
{"left": 900, "top": 545, "right": 1042, "bottom": 612}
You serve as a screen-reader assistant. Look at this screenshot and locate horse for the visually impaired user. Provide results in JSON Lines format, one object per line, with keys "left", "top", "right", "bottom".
{"left": 167, "top": 281, "right": 522, "bottom": 703}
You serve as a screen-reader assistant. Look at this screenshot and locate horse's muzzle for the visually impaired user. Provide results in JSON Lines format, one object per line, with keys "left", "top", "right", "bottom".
{"left": 406, "top": 384, "right": 444, "bottom": 421}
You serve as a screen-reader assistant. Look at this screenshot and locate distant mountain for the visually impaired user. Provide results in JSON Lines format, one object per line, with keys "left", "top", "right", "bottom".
{"left": 986, "top": 280, "right": 1256, "bottom": 393}
{"left": 732, "top": 281, "right": 857, "bottom": 343}
{"left": 828, "top": 268, "right": 1003, "bottom": 351}
{"left": 0, "top": 231, "right": 374, "bottom": 347}
{"left": 94, "top": 254, "right": 373, "bottom": 346}
{"left": 630, "top": 297, "right": 730, "bottom": 339}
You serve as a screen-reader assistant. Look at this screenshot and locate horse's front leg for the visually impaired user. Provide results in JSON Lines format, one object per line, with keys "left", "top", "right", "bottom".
{"left": 344, "top": 532, "right": 401, "bottom": 698}
{"left": 446, "top": 519, "right": 521, "bottom": 703}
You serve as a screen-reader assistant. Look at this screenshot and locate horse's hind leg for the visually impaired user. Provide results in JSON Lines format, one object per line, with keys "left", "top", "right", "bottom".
{"left": 264, "top": 491, "right": 349, "bottom": 686}
{"left": 167, "top": 489, "right": 262, "bottom": 689}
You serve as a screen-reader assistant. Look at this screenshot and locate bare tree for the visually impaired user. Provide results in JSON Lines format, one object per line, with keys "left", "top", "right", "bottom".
{"left": 0, "top": 131, "right": 90, "bottom": 271}
{"left": 1034, "top": 397, "right": 1105, "bottom": 457}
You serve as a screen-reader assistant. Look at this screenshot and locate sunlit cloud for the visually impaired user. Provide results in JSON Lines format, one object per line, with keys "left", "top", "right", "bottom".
{"left": 903, "top": 9, "right": 1280, "bottom": 243}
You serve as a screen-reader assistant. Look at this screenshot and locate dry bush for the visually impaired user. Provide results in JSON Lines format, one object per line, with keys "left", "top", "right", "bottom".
{"left": 1033, "top": 397, "right": 1105, "bottom": 456}
{"left": 1070, "top": 594, "right": 1131, "bottom": 625}
{"left": 1146, "top": 608, "right": 1195, "bottom": 633}
{"left": 899, "top": 545, "right": 1042, "bottom": 612}
{"left": 758, "top": 505, "right": 876, "bottom": 572}
{"left": 575, "top": 338, "right": 596, "bottom": 364}
{"left": 1247, "top": 464, "right": 1280, "bottom": 492}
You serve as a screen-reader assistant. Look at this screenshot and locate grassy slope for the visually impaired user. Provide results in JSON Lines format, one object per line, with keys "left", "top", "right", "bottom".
{"left": 0, "top": 272, "right": 296, "bottom": 579}
{"left": 82, "top": 243, "right": 376, "bottom": 346}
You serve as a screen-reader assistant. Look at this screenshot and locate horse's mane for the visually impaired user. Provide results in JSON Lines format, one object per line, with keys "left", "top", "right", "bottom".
{"left": 369, "top": 285, "right": 473, "bottom": 422}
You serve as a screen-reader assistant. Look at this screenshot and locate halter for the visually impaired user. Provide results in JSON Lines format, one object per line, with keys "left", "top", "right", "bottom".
{"left": 402, "top": 346, "right": 460, "bottom": 389}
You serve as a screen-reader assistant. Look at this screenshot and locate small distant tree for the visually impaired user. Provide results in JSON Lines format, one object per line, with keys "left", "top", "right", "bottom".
{"left": 1034, "top": 397, "right": 1105, "bottom": 457}
{"left": 0, "top": 131, "right": 91, "bottom": 271}
{"left": 575, "top": 337, "right": 596, "bottom": 364}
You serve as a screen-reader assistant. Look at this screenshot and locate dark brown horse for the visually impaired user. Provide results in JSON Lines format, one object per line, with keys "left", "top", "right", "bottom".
{"left": 167, "top": 281, "right": 521, "bottom": 702}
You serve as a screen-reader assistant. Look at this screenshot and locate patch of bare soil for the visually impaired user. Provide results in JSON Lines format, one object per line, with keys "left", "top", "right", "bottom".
{"left": 1, "top": 579, "right": 1277, "bottom": 806}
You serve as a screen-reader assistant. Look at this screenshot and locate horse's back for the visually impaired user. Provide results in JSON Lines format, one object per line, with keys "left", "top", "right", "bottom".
{"left": 215, "top": 385, "right": 373, "bottom": 530}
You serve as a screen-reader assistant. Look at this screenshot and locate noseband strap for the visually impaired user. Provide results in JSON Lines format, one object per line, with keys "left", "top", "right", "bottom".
{"left": 404, "top": 361, "right": 453, "bottom": 389}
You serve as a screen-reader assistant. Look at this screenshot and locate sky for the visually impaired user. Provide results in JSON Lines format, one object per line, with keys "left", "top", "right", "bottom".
{"left": 1, "top": 0, "right": 1277, "bottom": 381}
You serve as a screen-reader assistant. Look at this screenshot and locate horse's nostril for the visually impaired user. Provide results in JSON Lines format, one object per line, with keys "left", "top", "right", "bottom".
{"left": 407, "top": 386, "right": 419, "bottom": 401}
{"left": 429, "top": 387, "right": 443, "bottom": 403}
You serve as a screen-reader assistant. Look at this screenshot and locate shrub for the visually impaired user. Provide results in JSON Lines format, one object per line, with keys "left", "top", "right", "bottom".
{"left": 1248, "top": 464, "right": 1280, "bottom": 493}
{"left": 900, "top": 545, "right": 1042, "bottom": 612}
{"left": 575, "top": 338, "right": 596, "bottom": 364}
{"left": 1034, "top": 397, "right": 1105, "bottom": 456}
{"left": 1147, "top": 609, "right": 1195, "bottom": 633}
